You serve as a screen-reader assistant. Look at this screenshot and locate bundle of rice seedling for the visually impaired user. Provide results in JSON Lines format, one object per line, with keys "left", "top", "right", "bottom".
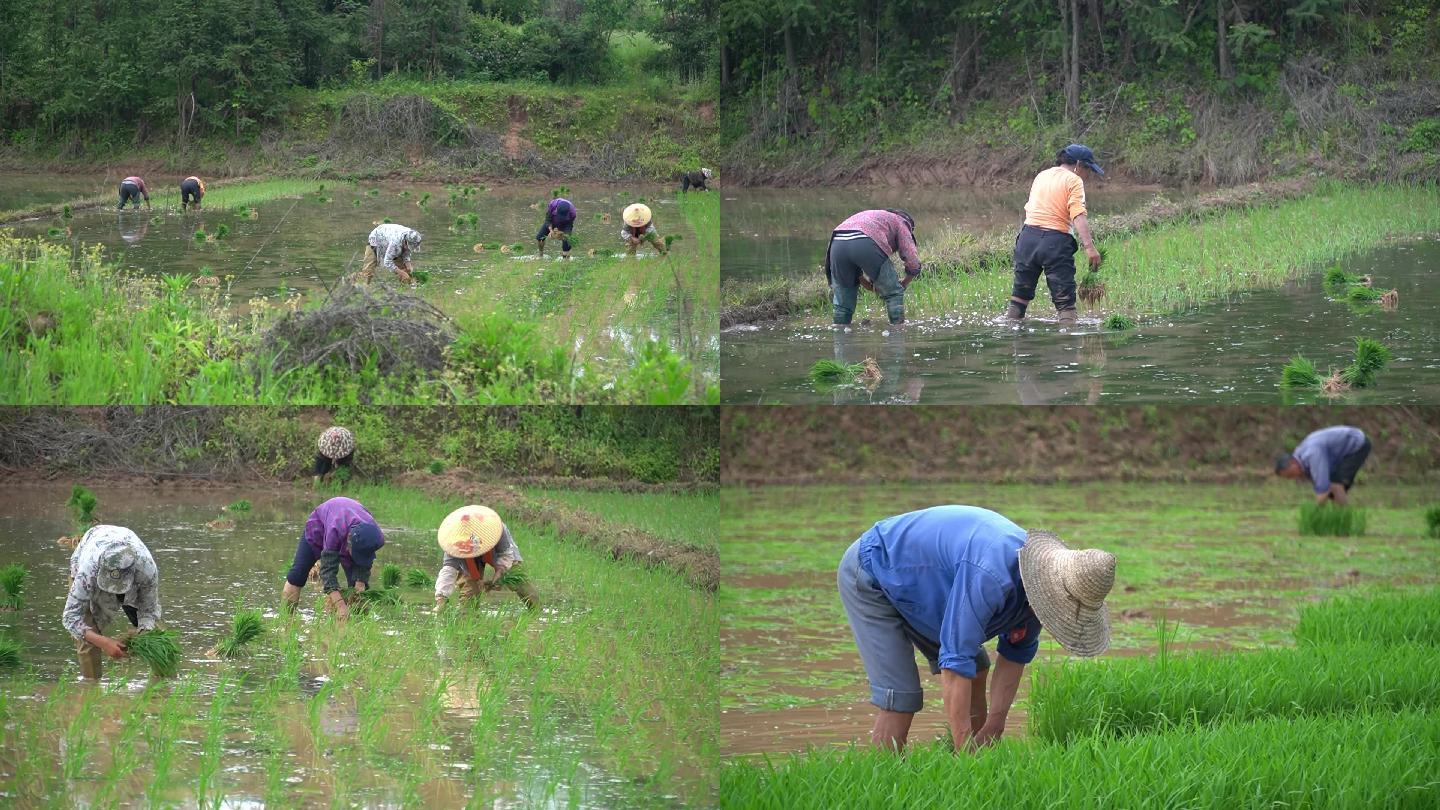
{"left": 126, "top": 629, "right": 181, "bottom": 677}
{"left": 500, "top": 244, "right": 513, "bottom": 254}
{"left": 405, "top": 568, "right": 432, "bottom": 588}
{"left": 494, "top": 567, "right": 529, "bottom": 589}
{"left": 1078, "top": 272, "right": 1106, "bottom": 305}
{"left": 0, "top": 564, "right": 27, "bottom": 610}
{"left": 46, "top": 226, "right": 64, "bottom": 237}
{"left": 193, "top": 228, "right": 207, "bottom": 242}
{"left": 472, "top": 243, "right": 486, "bottom": 253}
{"left": 68, "top": 485, "right": 97, "bottom": 527}
{"left": 1347, "top": 285, "right": 1382, "bottom": 302}
{"left": 1298, "top": 502, "right": 1367, "bottom": 537}
{"left": 808, "top": 359, "right": 864, "bottom": 385}
{"left": 1323, "top": 266, "right": 1360, "bottom": 294}
{"left": 1341, "top": 337, "right": 1392, "bottom": 388}
{"left": 1279, "top": 355, "right": 1323, "bottom": 390}
{"left": 1103, "top": 314, "right": 1135, "bottom": 331}
{"left": 1426, "top": 504, "right": 1440, "bottom": 539}
{"left": 214, "top": 224, "right": 230, "bottom": 239}
{"left": 857, "top": 357, "right": 883, "bottom": 385}
{"left": 1320, "top": 370, "right": 1351, "bottom": 397}
{"left": 215, "top": 610, "right": 264, "bottom": 658}
{"left": 1380, "top": 289, "right": 1399, "bottom": 309}
{"left": 410, "top": 270, "right": 431, "bottom": 284}
{"left": 381, "top": 564, "right": 403, "bottom": 590}
{"left": 0, "top": 635, "right": 20, "bottom": 667}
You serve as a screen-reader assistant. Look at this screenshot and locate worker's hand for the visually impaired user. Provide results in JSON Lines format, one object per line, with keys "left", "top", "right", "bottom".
{"left": 97, "top": 635, "right": 126, "bottom": 659}
{"left": 1086, "top": 245, "right": 1101, "bottom": 271}
{"left": 900, "top": 273, "right": 916, "bottom": 289}
{"left": 325, "top": 590, "right": 349, "bottom": 619}
{"left": 972, "top": 722, "right": 1003, "bottom": 748}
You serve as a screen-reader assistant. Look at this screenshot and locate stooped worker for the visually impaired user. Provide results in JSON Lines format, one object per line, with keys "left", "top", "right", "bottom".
{"left": 1274, "top": 425, "right": 1371, "bottom": 506}
{"left": 825, "top": 209, "right": 920, "bottom": 326}
{"left": 281, "top": 496, "right": 385, "bottom": 620}
{"left": 62, "top": 525, "right": 163, "bottom": 679}
{"left": 179, "top": 175, "right": 206, "bottom": 211}
{"left": 537, "top": 196, "right": 577, "bottom": 259}
{"left": 313, "top": 426, "right": 355, "bottom": 489}
{"left": 433, "top": 505, "right": 540, "bottom": 611}
{"left": 360, "top": 223, "right": 422, "bottom": 283}
{"left": 681, "top": 168, "right": 714, "bottom": 193}
{"left": 1004, "top": 144, "right": 1105, "bottom": 330}
{"left": 117, "top": 175, "right": 151, "bottom": 210}
{"left": 838, "top": 505, "right": 1116, "bottom": 751}
{"left": 621, "top": 203, "right": 668, "bottom": 257}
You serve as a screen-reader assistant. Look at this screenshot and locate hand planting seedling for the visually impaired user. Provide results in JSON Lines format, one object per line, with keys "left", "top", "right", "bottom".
{"left": 125, "top": 629, "right": 181, "bottom": 678}
{"left": 1298, "top": 501, "right": 1367, "bottom": 536}
{"left": 0, "top": 563, "right": 28, "bottom": 610}
{"left": 214, "top": 610, "right": 263, "bottom": 658}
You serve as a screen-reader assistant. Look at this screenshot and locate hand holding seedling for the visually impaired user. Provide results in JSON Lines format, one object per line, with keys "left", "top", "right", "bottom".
{"left": 89, "top": 632, "right": 126, "bottom": 659}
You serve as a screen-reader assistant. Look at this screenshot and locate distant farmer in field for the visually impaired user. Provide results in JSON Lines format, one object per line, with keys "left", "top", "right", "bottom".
{"left": 681, "top": 168, "right": 713, "bottom": 192}
{"left": 826, "top": 209, "right": 920, "bottom": 326}
{"left": 838, "top": 505, "right": 1115, "bottom": 751}
{"left": 281, "top": 496, "right": 385, "bottom": 621}
{"left": 621, "top": 203, "right": 668, "bottom": 256}
{"left": 313, "top": 426, "right": 356, "bottom": 489}
{"left": 360, "top": 223, "right": 421, "bottom": 284}
{"left": 63, "top": 525, "right": 163, "bottom": 680}
{"left": 537, "top": 197, "right": 577, "bottom": 259}
{"left": 433, "top": 505, "right": 541, "bottom": 611}
{"left": 1274, "top": 425, "right": 1371, "bottom": 506}
{"left": 117, "top": 175, "right": 150, "bottom": 210}
{"left": 1004, "top": 144, "right": 1104, "bottom": 330}
{"left": 179, "top": 176, "right": 206, "bottom": 210}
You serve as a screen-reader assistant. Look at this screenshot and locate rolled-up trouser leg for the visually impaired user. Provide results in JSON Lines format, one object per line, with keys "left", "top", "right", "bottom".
{"left": 837, "top": 538, "right": 924, "bottom": 713}
{"left": 869, "top": 259, "right": 906, "bottom": 323}
{"left": 74, "top": 599, "right": 102, "bottom": 679}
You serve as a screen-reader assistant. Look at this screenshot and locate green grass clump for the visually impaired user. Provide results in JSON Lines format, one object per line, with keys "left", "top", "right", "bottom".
{"left": 67, "top": 485, "right": 97, "bottom": 526}
{"left": 1296, "top": 590, "right": 1440, "bottom": 646}
{"left": 1298, "top": 501, "right": 1366, "bottom": 536}
{"left": 1028, "top": 641, "right": 1440, "bottom": 743}
{"left": 215, "top": 610, "right": 263, "bottom": 658}
{"left": 807, "top": 359, "right": 862, "bottom": 385}
{"left": 0, "top": 563, "right": 27, "bottom": 610}
{"left": 405, "top": 568, "right": 432, "bottom": 588}
{"left": 381, "top": 563, "right": 403, "bottom": 590}
{"left": 226, "top": 499, "right": 251, "bottom": 513}
{"left": 1279, "top": 354, "right": 1322, "bottom": 390}
{"left": 126, "top": 629, "right": 180, "bottom": 678}
{"left": 1102, "top": 314, "right": 1135, "bottom": 330}
{"left": 1427, "top": 505, "right": 1440, "bottom": 538}
{"left": 1341, "top": 337, "right": 1392, "bottom": 388}
{"left": 0, "top": 635, "right": 19, "bottom": 667}
{"left": 428, "top": 459, "right": 445, "bottom": 474}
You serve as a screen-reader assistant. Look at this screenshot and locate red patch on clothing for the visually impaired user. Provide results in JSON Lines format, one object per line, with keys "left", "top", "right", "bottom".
{"left": 1007, "top": 626, "right": 1028, "bottom": 645}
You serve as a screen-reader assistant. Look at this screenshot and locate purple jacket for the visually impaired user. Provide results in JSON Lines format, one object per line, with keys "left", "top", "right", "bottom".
{"left": 835, "top": 210, "right": 921, "bottom": 274}
{"left": 547, "top": 198, "right": 577, "bottom": 226}
{"left": 303, "top": 497, "right": 382, "bottom": 566}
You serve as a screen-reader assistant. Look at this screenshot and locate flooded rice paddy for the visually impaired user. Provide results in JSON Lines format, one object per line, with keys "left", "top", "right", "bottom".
{"left": 723, "top": 236, "right": 1440, "bottom": 403}
{"left": 0, "top": 484, "right": 713, "bottom": 807}
{"left": 720, "top": 481, "right": 1440, "bottom": 755}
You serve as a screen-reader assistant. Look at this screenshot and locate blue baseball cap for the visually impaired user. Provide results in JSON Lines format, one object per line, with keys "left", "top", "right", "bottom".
{"left": 349, "top": 521, "right": 385, "bottom": 569}
{"left": 1062, "top": 144, "right": 1104, "bottom": 176}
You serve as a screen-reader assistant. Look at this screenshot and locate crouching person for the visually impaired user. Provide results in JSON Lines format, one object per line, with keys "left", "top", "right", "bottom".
{"left": 281, "top": 496, "right": 385, "bottom": 620}
{"left": 433, "top": 505, "right": 540, "bottom": 611}
{"left": 63, "top": 525, "right": 162, "bottom": 679}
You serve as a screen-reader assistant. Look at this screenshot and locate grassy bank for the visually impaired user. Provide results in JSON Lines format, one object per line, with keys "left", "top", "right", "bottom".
{"left": 520, "top": 488, "right": 720, "bottom": 552}
{"left": 0, "top": 234, "right": 710, "bottom": 404}
{"left": 0, "top": 177, "right": 330, "bottom": 225}
{"left": 722, "top": 180, "right": 1440, "bottom": 325}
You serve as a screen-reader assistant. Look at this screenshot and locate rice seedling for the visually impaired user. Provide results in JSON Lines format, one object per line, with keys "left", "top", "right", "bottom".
{"left": 1322, "top": 265, "right": 1361, "bottom": 294}
{"left": 485, "top": 242, "right": 501, "bottom": 250}
{"left": 1297, "top": 500, "right": 1366, "bottom": 536}
{"left": 368, "top": 188, "right": 380, "bottom": 196}
{"left": 68, "top": 484, "right": 97, "bottom": 526}
{"left": 1077, "top": 272, "right": 1105, "bottom": 305}
{"left": 347, "top": 586, "right": 402, "bottom": 607}
{"left": 226, "top": 499, "right": 251, "bottom": 512}
{"left": 125, "top": 629, "right": 180, "bottom": 677}
{"left": 808, "top": 359, "right": 864, "bottom": 385}
{"left": 399, "top": 190, "right": 410, "bottom": 197}
{"left": 664, "top": 234, "right": 682, "bottom": 248}
{"left": 510, "top": 242, "right": 527, "bottom": 253}
{"left": 1278, "top": 354, "right": 1322, "bottom": 390}
{"left": 405, "top": 568, "right": 432, "bottom": 588}
{"left": 0, "top": 634, "right": 21, "bottom": 666}
{"left": 1341, "top": 336, "right": 1392, "bottom": 388}
{"left": 410, "top": 269, "right": 431, "bottom": 284}
{"left": 494, "top": 566, "right": 529, "bottom": 589}
{"left": 428, "top": 459, "right": 446, "bottom": 474}
{"left": 418, "top": 192, "right": 431, "bottom": 206}
{"left": 382, "top": 563, "right": 403, "bottom": 590}
{"left": 353, "top": 199, "right": 362, "bottom": 207}
{"left": 0, "top": 563, "right": 27, "bottom": 609}
{"left": 1347, "top": 284, "right": 1382, "bottom": 302}
{"left": 45, "top": 226, "right": 63, "bottom": 237}
{"left": 61, "top": 204, "right": 73, "bottom": 219}
{"left": 215, "top": 609, "right": 264, "bottom": 658}
{"left": 1295, "top": 589, "right": 1440, "bottom": 646}
{"left": 383, "top": 217, "right": 392, "bottom": 224}
{"left": 1102, "top": 313, "right": 1134, "bottom": 330}
{"left": 193, "top": 227, "right": 206, "bottom": 242}
{"left": 1427, "top": 504, "right": 1440, "bottom": 538}
{"left": 214, "top": 223, "right": 229, "bottom": 239}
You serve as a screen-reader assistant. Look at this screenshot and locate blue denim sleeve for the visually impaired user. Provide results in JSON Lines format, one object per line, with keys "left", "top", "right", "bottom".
{"left": 938, "top": 564, "right": 1003, "bottom": 678}
{"left": 996, "top": 614, "right": 1043, "bottom": 664}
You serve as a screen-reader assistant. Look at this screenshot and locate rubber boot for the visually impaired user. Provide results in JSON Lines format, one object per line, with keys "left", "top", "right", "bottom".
{"left": 1004, "top": 301, "right": 1026, "bottom": 321}
{"left": 78, "top": 645, "right": 102, "bottom": 680}
{"left": 1057, "top": 308, "right": 1078, "bottom": 330}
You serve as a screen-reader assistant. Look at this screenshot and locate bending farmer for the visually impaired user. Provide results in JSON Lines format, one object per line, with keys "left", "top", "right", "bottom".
{"left": 361, "top": 223, "right": 422, "bottom": 283}
{"left": 433, "top": 505, "right": 540, "bottom": 611}
{"left": 826, "top": 209, "right": 920, "bottom": 326}
{"left": 838, "top": 505, "right": 1115, "bottom": 751}
{"left": 621, "top": 204, "right": 668, "bottom": 256}
{"left": 1275, "top": 425, "right": 1371, "bottom": 506}
{"left": 537, "top": 197, "right": 577, "bottom": 258}
{"left": 681, "top": 168, "right": 714, "bottom": 193}
{"left": 313, "top": 426, "right": 355, "bottom": 489}
{"left": 282, "top": 496, "right": 385, "bottom": 620}
{"left": 1005, "top": 144, "right": 1104, "bottom": 329}
{"left": 117, "top": 175, "right": 150, "bottom": 210}
{"left": 63, "top": 525, "right": 163, "bottom": 679}
{"left": 180, "top": 176, "right": 206, "bottom": 210}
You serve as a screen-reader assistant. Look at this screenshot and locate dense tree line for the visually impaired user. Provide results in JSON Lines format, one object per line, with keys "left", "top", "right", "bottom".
{"left": 0, "top": 0, "right": 716, "bottom": 145}
{"left": 721, "top": 0, "right": 1440, "bottom": 143}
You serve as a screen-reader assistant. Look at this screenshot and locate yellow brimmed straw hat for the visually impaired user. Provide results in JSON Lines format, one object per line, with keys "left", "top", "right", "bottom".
{"left": 623, "top": 203, "right": 652, "bottom": 228}
{"left": 437, "top": 505, "right": 504, "bottom": 559}
{"left": 1018, "top": 530, "right": 1115, "bottom": 657}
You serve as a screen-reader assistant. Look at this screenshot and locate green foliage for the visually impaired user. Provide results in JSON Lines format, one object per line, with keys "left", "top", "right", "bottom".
{"left": 1342, "top": 337, "right": 1392, "bottom": 388}
{"left": 1401, "top": 118, "right": 1440, "bottom": 153}
{"left": 1279, "top": 355, "right": 1322, "bottom": 390}
{"left": 428, "top": 459, "right": 445, "bottom": 474}
{"left": 0, "top": 635, "right": 19, "bottom": 667}
{"left": 381, "top": 563, "right": 403, "bottom": 591}
{"left": 1296, "top": 590, "right": 1440, "bottom": 647}
{"left": 215, "top": 610, "right": 264, "bottom": 658}
{"left": 1102, "top": 314, "right": 1135, "bottom": 331}
{"left": 0, "top": 564, "right": 26, "bottom": 610}
{"left": 1428, "top": 505, "right": 1440, "bottom": 539}
{"left": 67, "top": 485, "right": 97, "bottom": 526}
{"left": 405, "top": 568, "right": 433, "bottom": 588}
{"left": 1298, "top": 501, "right": 1367, "bottom": 536}
{"left": 126, "top": 630, "right": 180, "bottom": 678}
{"left": 226, "top": 500, "right": 251, "bottom": 513}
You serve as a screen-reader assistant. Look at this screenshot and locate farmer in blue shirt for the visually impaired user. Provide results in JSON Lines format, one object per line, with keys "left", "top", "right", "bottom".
{"left": 1275, "top": 425, "right": 1371, "bottom": 505}
{"left": 837, "top": 505, "right": 1116, "bottom": 751}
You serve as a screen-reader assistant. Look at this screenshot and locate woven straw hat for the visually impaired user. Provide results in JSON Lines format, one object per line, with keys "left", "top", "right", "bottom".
{"left": 623, "top": 203, "right": 652, "bottom": 228}
{"left": 317, "top": 426, "right": 355, "bottom": 460}
{"left": 437, "top": 505, "right": 504, "bottom": 559}
{"left": 1018, "top": 530, "right": 1115, "bottom": 657}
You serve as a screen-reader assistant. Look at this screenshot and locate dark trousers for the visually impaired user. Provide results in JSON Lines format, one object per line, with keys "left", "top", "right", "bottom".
{"left": 117, "top": 182, "right": 143, "bottom": 209}
{"left": 537, "top": 215, "right": 573, "bottom": 252}
{"left": 682, "top": 173, "right": 708, "bottom": 192}
{"left": 285, "top": 536, "right": 355, "bottom": 589}
{"left": 313, "top": 452, "right": 353, "bottom": 477}
{"left": 828, "top": 235, "right": 905, "bottom": 324}
{"left": 180, "top": 179, "right": 203, "bottom": 209}
{"left": 1333, "top": 437, "right": 1372, "bottom": 490}
{"left": 1011, "top": 224, "right": 1078, "bottom": 312}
